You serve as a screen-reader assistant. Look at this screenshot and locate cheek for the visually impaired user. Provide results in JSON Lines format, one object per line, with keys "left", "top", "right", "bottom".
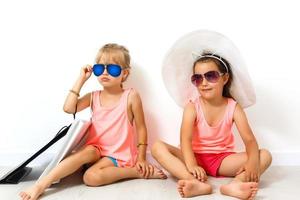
{"left": 215, "top": 83, "right": 225, "bottom": 93}
{"left": 111, "top": 76, "right": 123, "bottom": 83}
{"left": 206, "top": 82, "right": 224, "bottom": 94}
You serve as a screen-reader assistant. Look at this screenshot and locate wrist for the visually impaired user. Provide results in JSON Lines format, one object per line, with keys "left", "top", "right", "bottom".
{"left": 69, "top": 89, "right": 80, "bottom": 97}
{"left": 186, "top": 163, "right": 193, "bottom": 169}
{"left": 186, "top": 161, "right": 198, "bottom": 169}
{"left": 137, "top": 143, "right": 148, "bottom": 148}
{"left": 137, "top": 149, "right": 146, "bottom": 159}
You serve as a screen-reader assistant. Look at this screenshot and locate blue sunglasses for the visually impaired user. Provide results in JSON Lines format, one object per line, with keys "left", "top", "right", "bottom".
{"left": 93, "top": 64, "right": 126, "bottom": 77}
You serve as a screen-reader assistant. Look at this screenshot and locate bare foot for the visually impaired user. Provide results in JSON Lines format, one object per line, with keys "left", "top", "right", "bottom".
{"left": 220, "top": 181, "right": 258, "bottom": 200}
{"left": 177, "top": 179, "right": 212, "bottom": 198}
{"left": 19, "top": 184, "right": 45, "bottom": 200}
{"left": 138, "top": 166, "right": 167, "bottom": 179}
{"left": 144, "top": 166, "right": 167, "bottom": 179}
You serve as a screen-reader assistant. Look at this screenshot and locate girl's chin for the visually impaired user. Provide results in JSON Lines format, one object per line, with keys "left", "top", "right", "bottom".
{"left": 99, "top": 79, "right": 112, "bottom": 84}
{"left": 199, "top": 92, "right": 215, "bottom": 100}
{"left": 100, "top": 82, "right": 121, "bottom": 88}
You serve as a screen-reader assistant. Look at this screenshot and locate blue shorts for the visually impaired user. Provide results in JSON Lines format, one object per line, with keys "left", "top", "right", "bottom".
{"left": 106, "top": 156, "right": 118, "bottom": 167}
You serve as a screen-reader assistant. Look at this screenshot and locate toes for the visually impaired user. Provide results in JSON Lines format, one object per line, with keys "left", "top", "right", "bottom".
{"left": 248, "top": 188, "right": 258, "bottom": 200}
{"left": 158, "top": 171, "right": 163, "bottom": 175}
{"left": 20, "top": 192, "right": 28, "bottom": 200}
{"left": 177, "top": 187, "right": 182, "bottom": 192}
{"left": 179, "top": 193, "right": 184, "bottom": 198}
{"left": 24, "top": 195, "right": 31, "bottom": 200}
{"left": 178, "top": 188, "right": 185, "bottom": 198}
{"left": 177, "top": 183, "right": 183, "bottom": 190}
{"left": 249, "top": 182, "right": 258, "bottom": 188}
{"left": 154, "top": 166, "right": 163, "bottom": 172}
{"left": 158, "top": 170, "right": 167, "bottom": 178}
{"left": 155, "top": 169, "right": 167, "bottom": 179}
{"left": 20, "top": 192, "right": 27, "bottom": 198}
{"left": 19, "top": 192, "right": 24, "bottom": 198}
{"left": 180, "top": 192, "right": 185, "bottom": 198}
{"left": 159, "top": 170, "right": 166, "bottom": 176}
{"left": 251, "top": 189, "right": 258, "bottom": 196}
{"left": 161, "top": 175, "right": 167, "bottom": 179}
{"left": 178, "top": 180, "right": 185, "bottom": 187}
{"left": 251, "top": 188, "right": 258, "bottom": 193}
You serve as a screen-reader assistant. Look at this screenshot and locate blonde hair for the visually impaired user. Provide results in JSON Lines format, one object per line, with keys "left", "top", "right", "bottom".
{"left": 95, "top": 43, "right": 131, "bottom": 69}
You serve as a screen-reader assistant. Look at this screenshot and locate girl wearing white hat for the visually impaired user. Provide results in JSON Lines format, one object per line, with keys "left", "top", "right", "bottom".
{"left": 151, "top": 30, "right": 272, "bottom": 199}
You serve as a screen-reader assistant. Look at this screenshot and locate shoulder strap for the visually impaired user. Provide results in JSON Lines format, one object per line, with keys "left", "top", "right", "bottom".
{"left": 194, "top": 98, "right": 203, "bottom": 123}
{"left": 226, "top": 98, "right": 237, "bottom": 123}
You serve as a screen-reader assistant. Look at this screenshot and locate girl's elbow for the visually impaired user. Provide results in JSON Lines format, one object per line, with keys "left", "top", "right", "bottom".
{"left": 63, "top": 106, "right": 73, "bottom": 114}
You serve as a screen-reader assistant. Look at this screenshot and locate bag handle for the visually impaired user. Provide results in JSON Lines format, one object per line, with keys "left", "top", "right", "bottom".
{"left": 73, "top": 91, "right": 93, "bottom": 120}
{"left": 73, "top": 103, "right": 77, "bottom": 120}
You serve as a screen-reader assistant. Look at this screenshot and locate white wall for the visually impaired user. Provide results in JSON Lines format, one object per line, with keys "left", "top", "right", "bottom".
{"left": 0, "top": 0, "right": 299, "bottom": 165}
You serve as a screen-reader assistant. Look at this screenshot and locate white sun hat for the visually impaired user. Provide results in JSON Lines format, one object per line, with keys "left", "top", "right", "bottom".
{"left": 162, "top": 30, "right": 256, "bottom": 108}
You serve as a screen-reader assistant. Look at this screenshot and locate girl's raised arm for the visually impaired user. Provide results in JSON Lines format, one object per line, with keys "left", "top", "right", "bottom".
{"left": 63, "top": 65, "right": 93, "bottom": 114}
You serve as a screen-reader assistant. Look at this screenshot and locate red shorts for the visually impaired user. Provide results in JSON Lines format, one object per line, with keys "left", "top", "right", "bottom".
{"left": 194, "top": 152, "right": 235, "bottom": 177}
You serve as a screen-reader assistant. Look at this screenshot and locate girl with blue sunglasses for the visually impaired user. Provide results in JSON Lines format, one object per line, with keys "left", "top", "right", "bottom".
{"left": 93, "top": 63, "right": 129, "bottom": 77}
{"left": 20, "top": 43, "right": 166, "bottom": 200}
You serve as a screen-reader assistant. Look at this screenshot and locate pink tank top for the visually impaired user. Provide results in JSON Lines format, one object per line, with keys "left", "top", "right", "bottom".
{"left": 191, "top": 97, "right": 237, "bottom": 154}
{"left": 86, "top": 88, "right": 137, "bottom": 167}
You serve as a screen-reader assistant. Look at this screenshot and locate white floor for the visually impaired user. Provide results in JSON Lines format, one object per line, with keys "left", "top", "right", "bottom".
{"left": 1, "top": 165, "right": 300, "bottom": 200}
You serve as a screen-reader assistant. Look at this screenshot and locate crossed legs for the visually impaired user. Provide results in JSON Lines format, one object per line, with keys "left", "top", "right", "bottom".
{"left": 151, "top": 141, "right": 212, "bottom": 198}
{"left": 20, "top": 145, "right": 166, "bottom": 200}
{"left": 151, "top": 140, "right": 272, "bottom": 199}
{"left": 83, "top": 157, "right": 167, "bottom": 187}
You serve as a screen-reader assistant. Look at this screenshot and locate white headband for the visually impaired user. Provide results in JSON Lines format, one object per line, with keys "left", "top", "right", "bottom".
{"left": 192, "top": 52, "right": 229, "bottom": 73}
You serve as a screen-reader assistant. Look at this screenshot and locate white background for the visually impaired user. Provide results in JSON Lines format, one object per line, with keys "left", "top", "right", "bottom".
{"left": 0, "top": 0, "right": 299, "bottom": 165}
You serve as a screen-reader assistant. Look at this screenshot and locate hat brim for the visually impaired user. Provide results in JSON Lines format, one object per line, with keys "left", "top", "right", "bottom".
{"left": 162, "top": 30, "right": 256, "bottom": 108}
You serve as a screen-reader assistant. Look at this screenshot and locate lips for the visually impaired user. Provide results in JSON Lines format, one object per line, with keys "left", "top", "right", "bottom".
{"left": 100, "top": 76, "right": 110, "bottom": 82}
{"left": 201, "top": 88, "right": 212, "bottom": 92}
{"left": 101, "top": 77, "right": 110, "bottom": 82}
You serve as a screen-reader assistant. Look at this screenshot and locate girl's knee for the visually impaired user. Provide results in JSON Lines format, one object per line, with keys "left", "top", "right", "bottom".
{"left": 151, "top": 140, "right": 167, "bottom": 156}
{"left": 80, "top": 145, "right": 99, "bottom": 161}
{"left": 260, "top": 149, "right": 272, "bottom": 166}
{"left": 83, "top": 169, "right": 105, "bottom": 186}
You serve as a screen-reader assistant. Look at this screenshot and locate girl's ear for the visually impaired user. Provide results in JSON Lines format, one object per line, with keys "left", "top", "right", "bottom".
{"left": 223, "top": 73, "right": 229, "bottom": 85}
{"left": 122, "top": 69, "right": 129, "bottom": 82}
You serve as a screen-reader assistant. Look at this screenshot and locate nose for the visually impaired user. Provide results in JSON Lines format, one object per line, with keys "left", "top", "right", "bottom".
{"left": 102, "top": 67, "right": 109, "bottom": 75}
{"left": 201, "top": 76, "right": 208, "bottom": 86}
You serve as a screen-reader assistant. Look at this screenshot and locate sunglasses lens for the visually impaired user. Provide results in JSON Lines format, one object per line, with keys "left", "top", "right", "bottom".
{"left": 191, "top": 74, "right": 202, "bottom": 86}
{"left": 107, "top": 64, "right": 122, "bottom": 77}
{"left": 93, "top": 64, "right": 105, "bottom": 76}
{"left": 205, "top": 71, "right": 220, "bottom": 83}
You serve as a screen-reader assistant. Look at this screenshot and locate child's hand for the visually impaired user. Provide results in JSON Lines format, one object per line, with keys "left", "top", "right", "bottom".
{"left": 187, "top": 165, "right": 207, "bottom": 182}
{"left": 236, "top": 161, "right": 260, "bottom": 182}
{"left": 80, "top": 65, "right": 93, "bottom": 82}
{"left": 135, "top": 160, "right": 154, "bottom": 179}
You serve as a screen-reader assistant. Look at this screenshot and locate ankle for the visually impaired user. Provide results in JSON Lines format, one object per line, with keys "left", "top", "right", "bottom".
{"left": 234, "top": 173, "right": 246, "bottom": 182}
{"left": 35, "top": 181, "right": 50, "bottom": 191}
